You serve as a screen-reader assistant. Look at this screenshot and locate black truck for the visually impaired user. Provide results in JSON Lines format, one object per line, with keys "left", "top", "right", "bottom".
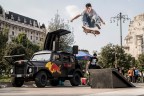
{"left": 4, "top": 29, "right": 83, "bottom": 87}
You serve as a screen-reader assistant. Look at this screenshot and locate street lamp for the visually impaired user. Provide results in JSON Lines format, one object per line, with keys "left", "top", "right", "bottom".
{"left": 110, "top": 12, "right": 131, "bottom": 52}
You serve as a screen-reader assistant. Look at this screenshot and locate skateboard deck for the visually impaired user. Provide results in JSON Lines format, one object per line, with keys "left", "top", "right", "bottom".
{"left": 82, "top": 26, "right": 100, "bottom": 36}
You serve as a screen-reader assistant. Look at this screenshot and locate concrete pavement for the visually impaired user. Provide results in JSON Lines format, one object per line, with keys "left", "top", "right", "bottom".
{"left": 0, "top": 83, "right": 144, "bottom": 96}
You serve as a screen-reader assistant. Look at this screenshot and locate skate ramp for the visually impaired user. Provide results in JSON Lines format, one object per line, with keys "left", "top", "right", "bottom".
{"left": 89, "top": 68, "right": 135, "bottom": 88}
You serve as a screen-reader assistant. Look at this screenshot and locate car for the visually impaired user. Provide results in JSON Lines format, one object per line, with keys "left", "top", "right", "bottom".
{"left": 5, "top": 29, "right": 84, "bottom": 87}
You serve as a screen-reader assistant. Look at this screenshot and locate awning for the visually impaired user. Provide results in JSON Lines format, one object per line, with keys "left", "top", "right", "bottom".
{"left": 76, "top": 51, "right": 92, "bottom": 60}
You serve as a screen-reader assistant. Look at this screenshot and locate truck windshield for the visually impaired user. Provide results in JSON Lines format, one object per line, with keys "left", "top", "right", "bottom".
{"left": 31, "top": 54, "right": 51, "bottom": 61}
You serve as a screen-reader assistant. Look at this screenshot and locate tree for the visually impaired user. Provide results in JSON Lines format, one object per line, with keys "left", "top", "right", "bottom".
{"left": 13, "top": 32, "right": 40, "bottom": 55}
{"left": 5, "top": 43, "right": 26, "bottom": 56}
{"left": 48, "top": 12, "right": 74, "bottom": 51}
{"left": 0, "top": 27, "right": 9, "bottom": 74}
{"left": 13, "top": 32, "right": 28, "bottom": 47}
{"left": 2, "top": 43, "right": 26, "bottom": 73}
{"left": 137, "top": 54, "right": 144, "bottom": 71}
{"left": 98, "top": 43, "right": 133, "bottom": 70}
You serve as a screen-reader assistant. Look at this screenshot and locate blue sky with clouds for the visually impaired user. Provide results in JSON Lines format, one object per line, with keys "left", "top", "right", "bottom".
{"left": 0, "top": 0, "right": 144, "bottom": 54}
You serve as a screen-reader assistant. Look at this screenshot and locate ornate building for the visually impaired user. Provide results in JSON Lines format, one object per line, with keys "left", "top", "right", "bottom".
{"left": 124, "top": 13, "right": 144, "bottom": 58}
{"left": 0, "top": 5, "right": 46, "bottom": 46}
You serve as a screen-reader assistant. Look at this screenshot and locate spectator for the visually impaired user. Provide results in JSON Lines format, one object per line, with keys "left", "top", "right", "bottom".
{"left": 86, "top": 53, "right": 101, "bottom": 73}
{"left": 128, "top": 68, "right": 134, "bottom": 82}
{"left": 134, "top": 67, "right": 140, "bottom": 83}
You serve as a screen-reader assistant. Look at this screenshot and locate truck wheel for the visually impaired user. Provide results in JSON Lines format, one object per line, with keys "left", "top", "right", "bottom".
{"left": 35, "top": 71, "right": 47, "bottom": 87}
{"left": 70, "top": 73, "right": 81, "bottom": 86}
{"left": 49, "top": 79, "right": 59, "bottom": 86}
{"left": 12, "top": 77, "right": 24, "bottom": 87}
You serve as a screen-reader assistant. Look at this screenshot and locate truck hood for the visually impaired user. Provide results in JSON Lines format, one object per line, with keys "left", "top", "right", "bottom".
{"left": 44, "top": 29, "right": 71, "bottom": 50}
{"left": 4, "top": 54, "right": 25, "bottom": 65}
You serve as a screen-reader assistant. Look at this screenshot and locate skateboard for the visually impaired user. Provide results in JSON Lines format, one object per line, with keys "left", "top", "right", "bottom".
{"left": 82, "top": 26, "right": 100, "bottom": 36}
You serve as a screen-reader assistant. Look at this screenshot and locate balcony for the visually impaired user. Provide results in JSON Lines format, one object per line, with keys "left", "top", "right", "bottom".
{"left": 0, "top": 16, "right": 45, "bottom": 33}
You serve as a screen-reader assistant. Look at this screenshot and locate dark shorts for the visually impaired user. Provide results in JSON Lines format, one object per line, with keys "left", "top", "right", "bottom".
{"left": 89, "top": 65, "right": 101, "bottom": 69}
{"left": 82, "top": 13, "right": 100, "bottom": 28}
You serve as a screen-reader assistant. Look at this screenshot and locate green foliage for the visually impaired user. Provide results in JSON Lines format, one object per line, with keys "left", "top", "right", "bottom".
{"left": 13, "top": 33, "right": 27, "bottom": 46}
{"left": 48, "top": 12, "right": 74, "bottom": 50}
{"left": 1, "top": 43, "right": 26, "bottom": 73}
{"left": 0, "top": 75, "right": 11, "bottom": 82}
{"left": 137, "top": 54, "right": 144, "bottom": 71}
{"left": 13, "top": 32, "right": 40, "bottom": 55}
{"left": 98, "top": 43, "right": 134, "bottom": 70}
{"left": 5, "top": 43, "right": 26, "bottom": 55}
{"left": 0, "top": 27, "right": 9, "bottom": 74}
{"left": 138, "top": 54, "right": 144, "bottom": 64}
{"left": 0, "top": 27, "right": 9, "bottom": 49}
{"left": 0, "top": 31, "right": 40, "bottom": 75}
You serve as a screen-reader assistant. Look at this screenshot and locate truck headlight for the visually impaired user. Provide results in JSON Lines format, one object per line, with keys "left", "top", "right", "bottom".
{"left": 28, "top": 68, "right": 32, "bottom": 73}
{"left": 10, "top": 69, "right": 13, "bottom": 74}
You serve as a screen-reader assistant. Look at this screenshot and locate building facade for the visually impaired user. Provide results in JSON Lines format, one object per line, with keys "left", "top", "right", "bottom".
{"left": 0, "top": 5, "right": 46, "bottom": 46}
{"left": 124, "top": 13, "right": 144, "bottom": 59}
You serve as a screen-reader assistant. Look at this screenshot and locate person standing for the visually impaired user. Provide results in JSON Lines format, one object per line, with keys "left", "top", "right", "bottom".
{"left": 128, "top": 68, "right": 134, "bottom": 82}
{"left": 134, "top": 67, "right": 140, "bottom": 83}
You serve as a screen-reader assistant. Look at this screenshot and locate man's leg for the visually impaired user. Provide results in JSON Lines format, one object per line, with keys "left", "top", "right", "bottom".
{"left": 82, "top": 13, "right": 89, "bottom": 27}
{"left": 92, "top": 15, "right": 101, "bottom": 29}
{"left": 82, "top": 13, "right": 92, "bottom": 34}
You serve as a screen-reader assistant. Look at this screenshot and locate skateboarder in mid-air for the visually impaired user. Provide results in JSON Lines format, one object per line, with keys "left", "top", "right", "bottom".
{"left": 70, "top": 3, "right": 105, "bottom": 36}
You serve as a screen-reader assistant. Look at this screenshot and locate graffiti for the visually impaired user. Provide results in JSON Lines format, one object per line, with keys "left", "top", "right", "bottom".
{"left": 45, "top": 62, "right": 61, "bottom": 74}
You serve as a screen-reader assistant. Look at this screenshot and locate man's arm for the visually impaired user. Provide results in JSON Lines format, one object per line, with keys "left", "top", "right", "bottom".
{"left": 99, "top": 16, "right": 105, "bottom": 25}
{"left": 86, "top": 61, "right": 90, "bottom": 73}
{"left": 92, "top": 9, "right": 105, "bottom": 25}
{"left": 70, "top": 14, "right": 81, "bottom": 22}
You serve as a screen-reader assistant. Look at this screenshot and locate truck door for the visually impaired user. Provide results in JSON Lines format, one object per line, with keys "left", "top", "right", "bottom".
{"left": 61, "top": 55, "right": 75, "bottom": 77}
{"left": 50, "top": 53, "right": 62, "bottom": 77}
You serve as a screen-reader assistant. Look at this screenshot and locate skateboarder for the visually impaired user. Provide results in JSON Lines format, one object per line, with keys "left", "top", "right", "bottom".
{"left": 70, "top": 3, "right": 105, "bottom": 35}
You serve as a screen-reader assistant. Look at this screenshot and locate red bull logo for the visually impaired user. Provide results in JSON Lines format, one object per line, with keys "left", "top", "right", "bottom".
{"left": 45, "top": 62, "right": 61, "bottom": 74}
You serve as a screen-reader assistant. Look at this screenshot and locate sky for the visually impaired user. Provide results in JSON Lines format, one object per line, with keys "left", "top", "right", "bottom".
{"left": 0, "top": 0, "right": 144, "bottom": 54}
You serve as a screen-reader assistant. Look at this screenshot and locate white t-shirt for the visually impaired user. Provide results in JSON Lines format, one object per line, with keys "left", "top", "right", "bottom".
{"left": 81, "top": 9, "right": 98, "bottom": 18}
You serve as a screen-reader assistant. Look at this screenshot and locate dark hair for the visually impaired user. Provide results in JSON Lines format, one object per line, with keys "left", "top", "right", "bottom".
{"left": 86, "top": 3, "right": 92, "bottom": 7}
{"left": 93, "top": 53, "right": 97, "bottom": 56}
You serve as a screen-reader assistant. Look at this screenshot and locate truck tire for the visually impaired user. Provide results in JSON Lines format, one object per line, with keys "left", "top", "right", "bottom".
{"left": 49, "top": 79, "right": 59, "bottom": 86}
{"left": 12, "top": 77, "right": 24, "bottom": 87}
{"left": 70, "top": 73, "right": 81, "bottom": 86}
{"left": 35, "top": 71, "right": 47, "bottom": 87}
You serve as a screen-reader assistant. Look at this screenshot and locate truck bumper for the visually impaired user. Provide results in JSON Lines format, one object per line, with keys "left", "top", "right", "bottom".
{"left": 11, "top": 74, "right": 33, "bottom": 78}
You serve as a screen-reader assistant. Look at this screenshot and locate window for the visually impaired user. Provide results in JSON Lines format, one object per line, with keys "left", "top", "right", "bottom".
{"left": 18, "top": 17, "right": 20, "bottom": 22}
{"left": 21, "top": 28, "right": 23, "bottom": 32}
{"left": 70, "top": 57, "right": 74, "bottom": 63}
{"left": 15, "top": 27, "right": 17, "bottom": 30}
{"left": 31, "top": 36, "right": 32, "bottom": 40}
{"left": 33, "top": 21, "right": 36, "bottom": 26}
{"left": 12, "top": 31, "right": 14, "bottom": 35}
{"left": 24, "top": 18, "right": 27, "bottom": 23}
{"left": 52, "top": 54, "right": 61, "bottom": 61}
{"left": 31, "top": 53, "right": 51, "bottom": 61}
{"left": 11, "top": 15, "right": 14, "bottom": 20}
{"left": 19, "top": 28, "right": 21, "bottom": 31}
{"left": 36, "top": 37, "right": 38, "bottom": 40}
{"left": 63, "top": 56, "right": 70, "bottom": 62}
{"left": 30, "top": 20, "right": 32, "bottom": 25}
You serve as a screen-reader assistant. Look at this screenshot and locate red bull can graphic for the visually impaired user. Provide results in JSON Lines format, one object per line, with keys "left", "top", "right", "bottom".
{"left": 45, "top": 62, "right": 61, "bottom": 74}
